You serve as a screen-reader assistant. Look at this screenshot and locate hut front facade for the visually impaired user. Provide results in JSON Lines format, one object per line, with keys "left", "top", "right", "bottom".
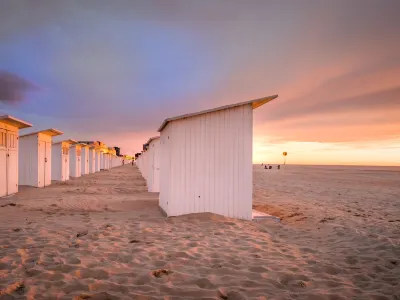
{"left": 88, "top": 146, "right": 96, "bottom": 173}
{"left": 95, "top": 149, "right": 102, "bottom": 172}
{"left": 158, "top": 95, "right": 277, "bottom": 220}
{"left": 0, "top": 115, "right": 32, "bottom": 197}
{"left": 51, "top": 139, "right": 77, "bottom": 182}
{"left": 100, "top": 152, "right": 106, "bottom": 170}
{"left": 69, "top": 143, "right": 84, "bottom": 177}
{"left": 80, "top": 144, "right": 90, "bottom": 175}
{"left": 19, "top": 129, "right": 63, "bottom": 188}
{"left": 146, "top": 136, "right": 160, "bottom": 192}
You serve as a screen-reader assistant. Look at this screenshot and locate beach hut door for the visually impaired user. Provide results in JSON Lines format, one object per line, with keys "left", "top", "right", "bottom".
{"left": 38, "top": 141, "right": 45, "bottom": 187}
{"left": 38, "top": 141, "right": 51, "bottom": 187}
{"left": 0, "top": 129, "right": 7, "bottom": 197}
{"left": 63, "top": 146, "right": 69, "bottom": 180}
{"left": 77, "top": 149, "right": 81, "bottom": 176}
{"left": 6, "top": 131, "right": 18, "bottom": 195}
{"left": 44, "top": 142, "right": 51, "bottom": 186}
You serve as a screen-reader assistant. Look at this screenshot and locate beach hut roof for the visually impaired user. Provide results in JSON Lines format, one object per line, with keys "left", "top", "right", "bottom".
{"left": 53, "top": 139, "right": 78, "bottom": 145}
{"left": 157, "top": 95, "right": 278, "bottom": 132}
{"left": 145, "top": 136, "right": 160, "bottom": 145}
{"left": 20, "top": 128, "right": 63, "bottom": 138}
{"left": 70, "top": 142, "right": 87, "bottom": 147}
{"left": 0, "top": 115, "right": 32, "bottom": 129}
{"left": 79, "top": 143, "right": 90, "bottom": 148}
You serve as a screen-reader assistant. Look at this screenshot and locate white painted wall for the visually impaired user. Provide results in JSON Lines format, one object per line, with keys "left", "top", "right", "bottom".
{"left": 69, "top": 145, "right": 82, "bottom": 177}
{"left": 136, "top": 150, "right": 149, "bottom": 182}
{"left": 88, "top": 148, "right": 96, "bottom": 173}
{"left": 51, "top": 142, "right": 70, "bottom": 181}
{"left": 19, "top": 133, "right": 53, "bottom": 188}
{"left": 100, "top": 152, "right": 105, "bottom": 170}
{"left": 81, "top": 146, "right": 89, "bottom": 175}
{"left": 159, "top": 104, "right": 253, "bottom": 220}
{"left": 102, "top": 153, "right": 110, "bottom": 170}
{"left": 147, "top": 138, "right": 160, "bottom": 192}
{"left": 95, "top": 151, "right": 101, "bottom": 172}
{"left": 0, "top": 123, "right": 20, "bottom": 197}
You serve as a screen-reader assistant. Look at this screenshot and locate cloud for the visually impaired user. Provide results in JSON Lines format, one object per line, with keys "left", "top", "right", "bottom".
{"left": 0, "top": 71, "right": 38, "bottom": 104}
{"left": 1, "top": 0, "right": 400, "bottom": 155}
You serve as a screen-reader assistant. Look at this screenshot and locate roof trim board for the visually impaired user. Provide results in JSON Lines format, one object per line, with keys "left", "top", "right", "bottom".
{"left": 20, "top": 128, "right": 63, "bottom": 138}
{"left": 52, "top": 139, "right": 78, "bottom": 145}
{"left": 157, "top": 94, "right": 278, "bottom": 132}
{"left": 0, "top": 115, "right": 33, "bottom": 129}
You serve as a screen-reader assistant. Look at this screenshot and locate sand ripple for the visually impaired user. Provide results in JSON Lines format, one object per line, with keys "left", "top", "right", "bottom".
{"left": 0, "top": 165, "right": 399, "bottom": 299}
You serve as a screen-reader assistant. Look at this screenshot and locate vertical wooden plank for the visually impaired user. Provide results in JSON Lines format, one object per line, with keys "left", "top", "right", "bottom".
{"left": 204, "top": 113, "right": 210, "bottom": 212}
{"left": 216, "top": 110, "right": 222, "bottom": 216}
{"left": 237, "top": 105, "right": 244, "bottom": 219}
{"left": 243, "top": 104, "right": 253, "bottom": 219}
{"left": 188, "top": 117, "right": 194, "bottom": 214}
{"left": 227, "top": 108, "right": 233, "bottom": 218}
{"left": 177, "top": 120, "right": 184, "bottom": 216}
{"left": 200, "top": 114, "right": 205, "bottom": 212}
{"left": 233, "top": 107, "right": 240, "bottom": 218}
{"left": 209, "top": 111, "right": 216, "bottom": 214}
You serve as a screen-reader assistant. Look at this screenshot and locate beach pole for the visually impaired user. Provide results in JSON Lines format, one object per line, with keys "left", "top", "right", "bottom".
{"left": 283, "top": 152, "right": 287, "bottom": 169}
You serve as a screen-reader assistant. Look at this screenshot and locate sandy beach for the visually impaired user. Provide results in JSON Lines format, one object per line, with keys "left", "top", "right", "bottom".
{"left": 0, "top": 164, "right": 399, "bottom": 299}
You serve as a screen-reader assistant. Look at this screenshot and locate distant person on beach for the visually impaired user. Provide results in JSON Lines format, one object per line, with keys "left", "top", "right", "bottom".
{"left": 269, "top": 166, "right": 272, "bottom": 169}
{"left": 278, "top": 165, "right": 280, "bottom": 170}
{"left": 264, "top": 165, "right": 267, "bottom": 169}
{"left": 132, "top": 160, "right": 134, "bottom": 166}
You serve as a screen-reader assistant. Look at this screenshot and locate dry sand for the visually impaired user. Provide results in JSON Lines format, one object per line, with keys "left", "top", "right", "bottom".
{"left": 0, "top": 164, "right": 399, "bottom": 300}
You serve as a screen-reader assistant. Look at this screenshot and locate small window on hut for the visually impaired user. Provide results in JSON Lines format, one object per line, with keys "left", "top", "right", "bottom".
{"left": 63, "top": 146, "right": 69, "bottom": 155}
{"left": 0, "top": 132, "right": 6, "bottom": 147}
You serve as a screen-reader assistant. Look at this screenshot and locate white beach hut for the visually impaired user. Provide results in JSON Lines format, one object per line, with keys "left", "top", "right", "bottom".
{"left": 51, "top": 139, "right": 77, "bottom": 182}
{"left": 108, "top": 148, "right": 116, "bottom": 169}
{"left": 100, "top": 151, "right": 105, "bottom": 170}
{"left": 102, "top": 153, "right": 110, "bottom": 170}
{"left": 80, "top": 144, "right": 90, "bottom": 175}
{"left": 95, "top": 148, "right": 102, "bottom": 172}
{"left": 0, "top": 115, "right": 32, "bottom": 197}
{"left": 137, "top": 144, "right": 150, "bottom": 181}
{"left": 145, "top": 136, "right": 160, "bottom": 192}
{"left": 158, "top": 95, "right": 278, "bottom": 220}
{"left": 19, "top": 128, "right": 63, "bottom": 188}
{"left": 88, "top": 145, "right": 96, "bottom": 173}
{"left": 69, "top": 143, "right": 85, "bottom": 177}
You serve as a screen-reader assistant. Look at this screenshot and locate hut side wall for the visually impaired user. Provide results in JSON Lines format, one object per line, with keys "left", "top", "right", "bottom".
{"left": 51, "top": 143, "right": 62, "bottom": 181}
{"left": 159, "top": 104, "right": 253, "bottom": 220}
{"left": 100, "top": 152, "right": 105, "bottom": 170}
{"left": 95, "top": 151, "right": 101, "bottom": 172}
{"left": 19, "top": 134, "right": 39, "bottom": 186}
{"left": 69, "top": 146, "right": 81, "bottom": 177}
{"left": 159, "top": 123, "right": 172, "bottom": 215}
{"left": 81, "top": 147, "right": 89, "bottom": 175}
{"left": 147, "top": 138, "right": 160, "bottom": 193}
{"left": 89, "top": 148, "right": 96, "bottom": 173}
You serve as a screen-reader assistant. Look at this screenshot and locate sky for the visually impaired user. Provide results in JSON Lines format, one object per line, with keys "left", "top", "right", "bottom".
{"left": 0, "top": 0, "right": 399, "bottom": 166}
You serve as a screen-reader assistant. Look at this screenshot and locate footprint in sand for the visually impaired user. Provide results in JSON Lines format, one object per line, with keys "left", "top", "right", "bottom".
{"left": 0, "top": 203, "right": 16, "bottom": 207}
{"left": 152, "top": 269, "right": 173, "bottom": 278}
{"left": 76, "top": 230, "right": 88, "bottom": 238}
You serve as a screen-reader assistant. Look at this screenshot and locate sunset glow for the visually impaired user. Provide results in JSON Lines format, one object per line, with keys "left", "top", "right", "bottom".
{"left": 0, "top": 1, "right": 399, "bottom": 166}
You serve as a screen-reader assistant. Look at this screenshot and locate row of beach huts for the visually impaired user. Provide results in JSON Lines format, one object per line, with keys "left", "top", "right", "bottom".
{"left": 0, "top": 114, "right": 131, "bottom": 199}
{"left": 135, "top": 95, "right": 278, "bottom": 220}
